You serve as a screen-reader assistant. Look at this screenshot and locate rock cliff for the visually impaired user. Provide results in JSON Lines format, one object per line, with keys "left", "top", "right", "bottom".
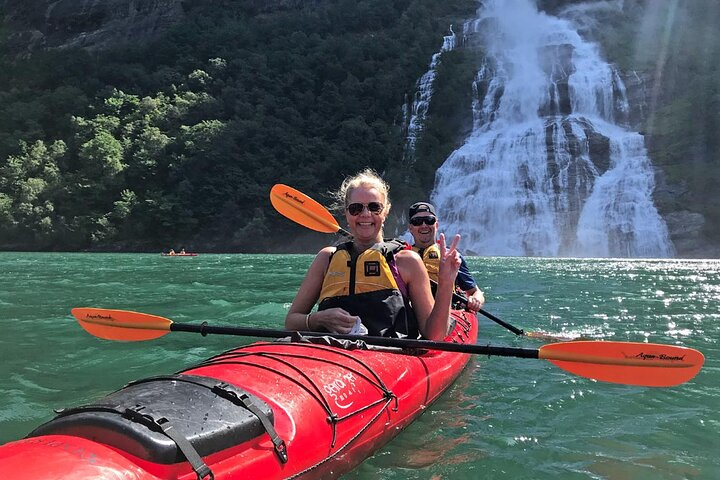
{"left": 2, "top": 0, "right": 187, "bottom": 54}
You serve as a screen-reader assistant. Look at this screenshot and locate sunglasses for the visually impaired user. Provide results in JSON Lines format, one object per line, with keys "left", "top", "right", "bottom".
{"left": 409, "top": 215, "right": 437, "bottom": 226}
{"left": 347, "top": 202, "right": 384, "bottom": 216}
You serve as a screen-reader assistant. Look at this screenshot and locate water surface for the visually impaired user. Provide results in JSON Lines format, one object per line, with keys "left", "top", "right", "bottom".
{"left": 1, "top": 253, "right": 717, "bottom": 479}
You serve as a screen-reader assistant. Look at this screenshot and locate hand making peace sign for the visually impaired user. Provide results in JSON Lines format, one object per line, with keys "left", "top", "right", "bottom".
{"left": 437, "top": 233, "right": 462, "bottom": 285}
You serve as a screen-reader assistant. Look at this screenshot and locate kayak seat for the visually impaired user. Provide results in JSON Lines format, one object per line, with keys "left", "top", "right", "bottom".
{"left": 27, "top": 374, "right": 277, "bottom": 464}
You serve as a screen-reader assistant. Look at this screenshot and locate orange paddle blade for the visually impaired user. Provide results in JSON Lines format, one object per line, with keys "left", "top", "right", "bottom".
{"left": 270, "top": 184, "right": 341, "bottom": 234}
{"left": 539, "top": 341, "right": 704, "bottom": 387}
{"left": 72, "top": 307, "right": 172, "bottom": 341}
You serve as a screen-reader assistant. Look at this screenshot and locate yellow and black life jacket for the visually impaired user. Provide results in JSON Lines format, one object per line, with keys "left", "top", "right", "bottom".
{"left": 412, "top": 244, "right": 441, "bottom": 283}
{"left": 318, "top": 239, "right": 418, "bottom": 338}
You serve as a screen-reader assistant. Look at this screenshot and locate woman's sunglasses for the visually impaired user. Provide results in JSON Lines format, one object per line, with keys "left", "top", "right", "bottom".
{"left": 347, "top": 202, "right": 384, "bottom": 216}
{"left": 409, "top": 216, "right": 437, "bottom": 226}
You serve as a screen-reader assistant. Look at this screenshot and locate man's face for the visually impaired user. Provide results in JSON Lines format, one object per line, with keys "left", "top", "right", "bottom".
{"left": 409, "top": 213, "right": 438, "bottom": 248}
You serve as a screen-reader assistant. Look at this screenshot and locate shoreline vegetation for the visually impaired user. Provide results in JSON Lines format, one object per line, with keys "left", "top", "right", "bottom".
{"left": 0, "top": 0, "right": 478, "bottom": 254}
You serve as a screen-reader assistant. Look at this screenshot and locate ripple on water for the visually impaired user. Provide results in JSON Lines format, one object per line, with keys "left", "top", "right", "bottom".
{"left": 209, "top": 299, "right": 233, "bottom": 308}
{"left": 9, "top": 374, "right": 61, "bottom": 394}
{"left": 0, "top": 393, "right": 49, "bottom": 423}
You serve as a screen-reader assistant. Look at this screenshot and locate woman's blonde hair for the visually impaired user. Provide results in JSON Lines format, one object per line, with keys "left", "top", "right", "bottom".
{"left": 331, "top": 168, "right": 391, "bottom": 214}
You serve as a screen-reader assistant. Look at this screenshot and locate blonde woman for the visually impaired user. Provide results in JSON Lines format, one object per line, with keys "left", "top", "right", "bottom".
{"left": 285, "top": 169, "right": 461, "bottom": 341}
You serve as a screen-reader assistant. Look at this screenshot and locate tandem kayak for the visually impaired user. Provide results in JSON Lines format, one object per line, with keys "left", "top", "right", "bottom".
{"left": 0, "top": 309, "right": 478, "bottom": 479}
{"left": 161, "top": 253, "right": 198, "bottom": 257}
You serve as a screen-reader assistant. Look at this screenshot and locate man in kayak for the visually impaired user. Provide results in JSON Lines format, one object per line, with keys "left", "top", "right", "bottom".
{"left": 408, "top": 201, "right": 485, "bottom": 312}
{"left": 285, "top": 168, "right": 462, "bottom": 341}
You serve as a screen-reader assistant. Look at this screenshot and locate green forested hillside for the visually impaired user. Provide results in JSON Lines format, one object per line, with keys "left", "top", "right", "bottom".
{"left": 0, "top": 0, "right": 477, "bottom": 252}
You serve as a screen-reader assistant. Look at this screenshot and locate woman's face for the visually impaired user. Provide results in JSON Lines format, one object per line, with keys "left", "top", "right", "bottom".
{"left": 345, "top": 186, "right": 387, "bottom": 244}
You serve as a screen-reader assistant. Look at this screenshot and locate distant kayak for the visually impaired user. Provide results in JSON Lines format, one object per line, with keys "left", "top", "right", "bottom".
{"left": 161, "top": 252, "right": 198, "bottom": 257}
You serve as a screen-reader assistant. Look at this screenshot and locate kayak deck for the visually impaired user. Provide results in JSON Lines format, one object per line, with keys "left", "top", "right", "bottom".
{"left": 0, "top": 310, "right": 478, "bottom": 479}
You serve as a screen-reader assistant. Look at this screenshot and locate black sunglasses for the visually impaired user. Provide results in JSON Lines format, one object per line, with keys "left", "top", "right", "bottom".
{"left": 347, "top": 202, "right": 384, "bottom": 216}
{"left": 409, "top": 215, "right": 437, "bottom": 226}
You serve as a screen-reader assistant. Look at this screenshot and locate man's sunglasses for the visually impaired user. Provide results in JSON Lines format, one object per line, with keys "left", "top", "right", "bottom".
{"left": 409, "top": 216, "right": 437, "bottom": 226}
{"left": 347, "top": 202, "right": 384, "bottom": 216}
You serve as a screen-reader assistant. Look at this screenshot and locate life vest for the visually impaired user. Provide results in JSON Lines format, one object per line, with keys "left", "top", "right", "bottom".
{"left": 412, "top": 244, "right": 440, "bottom": 283}
{"left": 413, "top": 243, "right": 461, "bottom": 300}
{"left": 318, "top": 239, "right": 418, "bottom": 338}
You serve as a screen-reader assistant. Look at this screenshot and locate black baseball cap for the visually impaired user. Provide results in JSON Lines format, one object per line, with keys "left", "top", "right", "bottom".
{"left": 408, "top": 202, "right": 436, "bottom": 219}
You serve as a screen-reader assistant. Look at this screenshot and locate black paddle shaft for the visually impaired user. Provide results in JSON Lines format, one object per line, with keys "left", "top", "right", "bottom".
{"left": 170, "top": 322, "right": 540, "bottom": 359}
{"left": 447, "top": 287, "right": 525, "bottom": 336}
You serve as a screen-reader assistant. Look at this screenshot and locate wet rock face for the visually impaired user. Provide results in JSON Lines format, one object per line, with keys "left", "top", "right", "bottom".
{"left": 2, "top": 0, "right": 187, "bottom": 53}
{"left": 663, "top": 210, "right": 710, "bottom": 257}
{"left": 538, "top": 42, "right": 575, "bottom": 117}
{"left": 0, "top": 0, "right": 319, "bottom": 54}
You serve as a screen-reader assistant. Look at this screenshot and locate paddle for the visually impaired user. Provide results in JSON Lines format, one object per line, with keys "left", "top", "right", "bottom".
{"left": 71, "top": 308, "right": 704, "bottom": 387}
{"left": 269, "top": 183, "right": 573, "bottom": 341}
{"left": 270, "top": 183, "right": 351, "bottom": 237}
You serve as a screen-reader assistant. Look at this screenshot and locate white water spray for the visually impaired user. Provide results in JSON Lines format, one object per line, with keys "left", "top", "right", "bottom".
{"left": 429, "top": 0, "right": 673, "bottom": 257}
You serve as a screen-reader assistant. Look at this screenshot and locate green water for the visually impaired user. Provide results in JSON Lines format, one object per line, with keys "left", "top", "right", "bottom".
{"left": 0, "top": 253, "right": 718, "bottom": 479}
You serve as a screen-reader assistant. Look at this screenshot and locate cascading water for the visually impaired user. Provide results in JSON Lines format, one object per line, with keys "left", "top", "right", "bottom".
{"left": 404, "top": 27, "right": 457, "bottom": 162}
{"left": 428, "top": 0, "right": 674, "bottom": 257}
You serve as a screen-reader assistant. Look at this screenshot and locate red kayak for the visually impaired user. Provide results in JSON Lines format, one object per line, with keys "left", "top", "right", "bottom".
{"left": 0, "top": 310, "right": 478, "bottom": 479}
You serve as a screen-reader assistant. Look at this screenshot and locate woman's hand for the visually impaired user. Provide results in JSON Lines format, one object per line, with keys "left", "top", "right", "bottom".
{"left": 311, "top": 308, "right": 358, "bottom": 334}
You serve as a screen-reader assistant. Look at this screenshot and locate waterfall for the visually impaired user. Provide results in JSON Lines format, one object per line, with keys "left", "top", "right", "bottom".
{"left": 404, "top": 26, "right": 457, "bottom": 162}
{"left": 429, "top": 0, "right": 674, "bottom": 257}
